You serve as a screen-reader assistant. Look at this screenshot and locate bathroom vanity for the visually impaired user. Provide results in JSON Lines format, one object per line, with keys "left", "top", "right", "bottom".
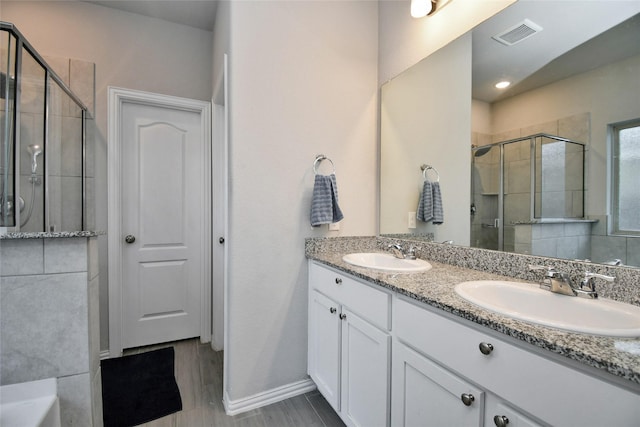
{"left": 306, "top": 237, "right": 640, "bottom": 427}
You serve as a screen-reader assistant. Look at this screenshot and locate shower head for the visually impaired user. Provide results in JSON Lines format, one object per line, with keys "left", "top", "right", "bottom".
{"left": 27, "top": 144, "right": 42, "bottom": 156}
{"left": 27, "top": 144, "right": 42, "bottom": 174}
{"left": 473, "top": 146, "right": 492, "bottom": 157}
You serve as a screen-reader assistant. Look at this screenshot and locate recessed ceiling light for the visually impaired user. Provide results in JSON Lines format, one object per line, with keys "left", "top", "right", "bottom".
{"left": 495, "top": 81, "right": 511, "bottom": 89}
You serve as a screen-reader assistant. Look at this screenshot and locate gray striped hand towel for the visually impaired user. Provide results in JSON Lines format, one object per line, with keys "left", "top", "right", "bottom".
{"left": 311, "top": 174, "right": 344, "bottom": 226}
{"left": 417, "top": 181, "right": 444, "bottom": 224}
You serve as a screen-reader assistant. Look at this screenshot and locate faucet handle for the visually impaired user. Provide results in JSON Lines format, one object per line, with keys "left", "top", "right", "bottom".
{"left": 581, "top": 271, "right": 615, "bottom": 288}
{"left": 529, "top": 265, "right": 555, "bottom": 290}
{"left": 577, "top": 271, "right": 615, "bottom": 298}
{"left": 584, "top": 271, "right": 615, "bottom": 282}
{"left": 529, "top": 264, "right": 554, "bottom": 275}
{"left": 405, "top": 246, "right": 417, "bottom": 260}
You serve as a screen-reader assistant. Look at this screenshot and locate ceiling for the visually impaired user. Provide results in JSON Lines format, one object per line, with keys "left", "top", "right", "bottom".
{"left": 84, "top": 0, "right": 218, "bottom": 31}
{"left": 82, "top": 1, "right": 640, "bottom": 103}
{"left": 472, "top": 1, "right": 640, "bottom": 102}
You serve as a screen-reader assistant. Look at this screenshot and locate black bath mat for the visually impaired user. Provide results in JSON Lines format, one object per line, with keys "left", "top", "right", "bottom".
{"left": 101, "top": 347, "right": 182, "bottom": 427}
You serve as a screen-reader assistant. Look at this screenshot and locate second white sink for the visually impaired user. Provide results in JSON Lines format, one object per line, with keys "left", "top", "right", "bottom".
{"left": 455, "top": 280, "right": 640, "bottom": 337}
{"left": 342, "top": 253, "right": 432, "bottom": 273}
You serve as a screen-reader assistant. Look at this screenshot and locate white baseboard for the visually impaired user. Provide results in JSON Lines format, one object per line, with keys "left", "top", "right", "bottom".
{"left": 223, "top": 378, "right": 316, "bottom": 416}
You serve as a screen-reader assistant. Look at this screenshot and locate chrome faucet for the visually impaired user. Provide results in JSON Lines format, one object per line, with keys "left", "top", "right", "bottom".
{"left": 387, "top": 244, "right": 417, "bottom": 260}
{"left": 529, "top": 265, "right": 615, "bottom": 299}
{"left": 577, "top": 271, "right": 616, "bottom": 299}
{"left": 530, "top": 265, "right": 576, "bottom": 296}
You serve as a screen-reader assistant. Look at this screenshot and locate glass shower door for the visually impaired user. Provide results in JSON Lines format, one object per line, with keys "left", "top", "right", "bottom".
{"left": 1, "top": 29, "right": 17, "bottom": 228}
{"left": 471, "top": 145, "right": 500, "bottom": 250}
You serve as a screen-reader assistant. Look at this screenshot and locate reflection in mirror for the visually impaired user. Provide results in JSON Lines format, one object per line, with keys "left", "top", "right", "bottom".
{"left": 380, "top": 1, "right": 640, "bottom": 267}
{"left": 470, "top": 134, "right": 588, "bottom": 256}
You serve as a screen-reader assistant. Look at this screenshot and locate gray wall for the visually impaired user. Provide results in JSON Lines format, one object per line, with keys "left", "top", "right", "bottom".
{"left": 222, "top": 0, "right": 378, "bottom": 401}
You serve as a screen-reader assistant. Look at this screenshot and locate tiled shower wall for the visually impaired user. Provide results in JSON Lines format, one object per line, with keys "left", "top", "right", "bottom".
{"left": 471, "top": 112, "right": 591, "bottom": 254}
{"left": 0, "top": 237, "right": 102, "bottom": 426}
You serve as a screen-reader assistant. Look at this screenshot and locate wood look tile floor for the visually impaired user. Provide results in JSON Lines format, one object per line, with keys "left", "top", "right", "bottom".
{"left": 121, "top": 339, "right": 346, "bottom": 427}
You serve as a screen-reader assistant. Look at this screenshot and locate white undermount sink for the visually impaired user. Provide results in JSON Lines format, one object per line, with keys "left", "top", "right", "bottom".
{"left": 455, "top": 280, "right": 640, "bottom": 337}
{"left": 342, "top": 253, "right": 432, "bottom": 273}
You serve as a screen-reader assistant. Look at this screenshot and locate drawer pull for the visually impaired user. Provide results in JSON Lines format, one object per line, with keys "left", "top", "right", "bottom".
{"left": 329, "top": 307, "right": 337, "bottom": 314}
{"left": 493, "top": 415, "right": 509, "bottom": 427}
{"left": 479, "top": 342, "right": 494, "bottom": 355}
{"left": 460, "top": 393, "right": 475, "bottom": 406}
{"left": 335, "top": 278, "right": 343, "bottom": 285}
{"left": 339, "top": 313, "right": 347, "bottom": 320}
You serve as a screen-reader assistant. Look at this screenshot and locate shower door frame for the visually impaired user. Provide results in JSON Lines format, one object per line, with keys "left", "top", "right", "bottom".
{"left": 471, "top": 133, "right": 585, "bottom": 252}
{"left": 0, "top": 22, "right": 88, "bottom": 233}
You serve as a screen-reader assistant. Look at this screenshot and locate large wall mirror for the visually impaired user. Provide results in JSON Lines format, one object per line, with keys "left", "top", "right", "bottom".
{"left": 380, "top": 1, "right": 640, "bottom": 267}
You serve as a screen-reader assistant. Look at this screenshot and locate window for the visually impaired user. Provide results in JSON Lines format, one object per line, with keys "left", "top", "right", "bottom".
{"left": 611, "top": 119, "right": 640, "bottom": 235}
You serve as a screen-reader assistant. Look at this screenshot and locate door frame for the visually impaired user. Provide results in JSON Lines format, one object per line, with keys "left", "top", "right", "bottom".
{"left": 107, "top": 86, "right": 212, "bottom": 357}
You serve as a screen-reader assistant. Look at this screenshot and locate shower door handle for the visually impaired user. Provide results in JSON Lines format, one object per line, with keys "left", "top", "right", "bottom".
{"left": 125, "top": 235, "right": 136, "bottom": 244}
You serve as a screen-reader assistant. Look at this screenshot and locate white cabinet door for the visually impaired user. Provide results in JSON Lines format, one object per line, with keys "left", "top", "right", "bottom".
{"left": 392, "top": 341, "right": 484, "bottom": 427}
{"left": 340, "top": 308, "right": 390, "bottom": 427}
{"left": 308, "top": 290, "right": 341, "bottom": 411}
{"left": 485, "top": 395, "right": 545, "bottom": 427}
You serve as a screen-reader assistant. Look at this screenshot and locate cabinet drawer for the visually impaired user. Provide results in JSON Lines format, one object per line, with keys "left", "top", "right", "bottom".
{"left": 310, "top": 262, "right": 390, "bottom": 331}
{"left": 394, "top": 296, "right": 640, "bottom": 426}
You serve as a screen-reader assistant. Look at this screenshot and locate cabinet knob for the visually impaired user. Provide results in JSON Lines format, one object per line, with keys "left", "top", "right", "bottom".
{"left": 479, "top": 342, "right": 494, "bottom": 355}
{"left": 125, "top": 234, "right": 136, "bottom": 244}
{"left": 335, "top": 278, "right": 343, "bottom": 285}
{"left": 460, "top": 393, "right": 475, "bottom": 406}
{"left": 329, "top": 307, "right": 337, "bottom": 314}
{"left": 493, "top": 415, "right": 509, "bottom": 427}
{"left": 339, "top": 313, "right": 347, "bottom": 320}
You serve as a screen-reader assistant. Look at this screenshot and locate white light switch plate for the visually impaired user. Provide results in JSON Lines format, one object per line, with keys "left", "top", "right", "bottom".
{"left": 408, "top": 212, "right": 416, "bottom": 229}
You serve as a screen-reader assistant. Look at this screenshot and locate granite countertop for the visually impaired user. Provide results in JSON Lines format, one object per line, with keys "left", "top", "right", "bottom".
{"left": 0, "top": 230, "right": 104, "bottom": 239}
{"left": 306, "top": 239, "right": 640, "bottom": 387}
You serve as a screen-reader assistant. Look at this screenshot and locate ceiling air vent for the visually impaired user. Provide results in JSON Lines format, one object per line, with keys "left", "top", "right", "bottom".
{"left": 492, "top": 19, "right": 543, "bottom": 46}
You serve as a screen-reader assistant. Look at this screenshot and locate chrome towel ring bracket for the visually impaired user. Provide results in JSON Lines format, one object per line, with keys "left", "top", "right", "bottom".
{"left": 421, "top": 164, "right": 440, "bottom": 182}
{"left": 314, "top": 154, "right": 336, "bottom": 175}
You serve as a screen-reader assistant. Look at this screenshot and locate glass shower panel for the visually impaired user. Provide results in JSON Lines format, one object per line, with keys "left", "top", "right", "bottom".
{"left": 535, "top": 136, "right": 585, "bottom": 218}
{"left": 18, "top": 48, "right": 46, "bottom": 232}
{"left": 1, "top": 29, "right": 16, "bottom": 228}
{"left": 470, "top": 145, "right": 500, "bottom": 250}
{"left": 503, "top": 139, "right": 531, "bottom": 252}
{"left": 47, "top": 78, "right": 83, "bottom": 231}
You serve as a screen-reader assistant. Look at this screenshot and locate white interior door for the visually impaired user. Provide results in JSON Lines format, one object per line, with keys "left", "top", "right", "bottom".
{"left": 119, "top": 100, "right": 205, "bottom": 349}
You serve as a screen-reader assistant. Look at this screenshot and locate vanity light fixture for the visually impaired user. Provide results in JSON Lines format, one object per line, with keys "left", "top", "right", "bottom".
{"left": 495, "top": 81, "right": 511, "bottom": 89}
{"left": 411, "top": 0, "right": 453, "bottom": 18}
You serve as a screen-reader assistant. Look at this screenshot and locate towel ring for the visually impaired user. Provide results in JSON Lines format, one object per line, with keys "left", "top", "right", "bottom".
{"left": 314, "top": 154, "right": 336, "bottom": 175}
{"left": 421, "top": 164, "right": 440, "bottom": 182}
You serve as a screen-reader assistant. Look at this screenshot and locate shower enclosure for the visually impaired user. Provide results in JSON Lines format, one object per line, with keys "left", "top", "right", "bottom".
{"left": 471, "top": 134, "right": 587, "bottom": 257}
{"left": 1, "top": 22, "right": 87, "bottom": 233}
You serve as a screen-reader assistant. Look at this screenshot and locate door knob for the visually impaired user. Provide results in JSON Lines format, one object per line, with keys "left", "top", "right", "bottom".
{"left": 125, "top": 235, "right": 136, "bottom": 244}
{"left": 219, "top": 237, "right": 225, "bottom": 244}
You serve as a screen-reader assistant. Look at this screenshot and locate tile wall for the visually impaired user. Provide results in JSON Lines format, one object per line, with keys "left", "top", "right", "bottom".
{"left": 0, "top": 237, "right": 102, "bottom": 426}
